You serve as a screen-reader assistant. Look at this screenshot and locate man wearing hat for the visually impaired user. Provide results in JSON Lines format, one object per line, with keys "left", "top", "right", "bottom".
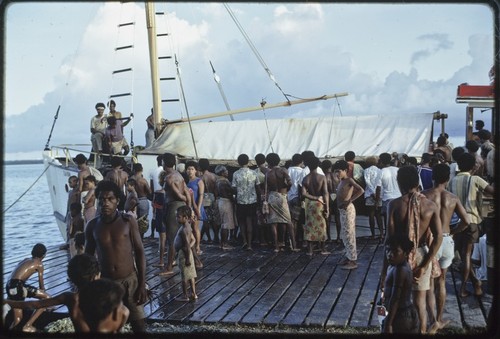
{"left": 90, "top": 102, "right": 108, "bottom": 154}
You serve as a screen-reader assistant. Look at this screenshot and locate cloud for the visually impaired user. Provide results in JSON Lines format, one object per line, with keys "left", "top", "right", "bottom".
{"left": 4, "top": 3, "right": 494, "bottom": 157}
{"left": 411, "top": 33, "right": 454, "bottom": 64}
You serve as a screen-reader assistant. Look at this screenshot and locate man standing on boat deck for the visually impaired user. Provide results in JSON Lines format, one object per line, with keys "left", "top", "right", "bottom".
{"left": 158, "top": 153, "right": 192, "bottom": 276}
{"left": 106, "top": 116, "right": 132, "bottom": 156}
{"left": 108, "top": 100, "right": 122, "bottom": 119}
{"left": 381, "top": 165, "right": 442, "bottom": 334}
{"left": 90, "top": 102, "right": 107, "bottom": 154}
{"left": 85, "top": 180, "right": 147, "bottom": 333}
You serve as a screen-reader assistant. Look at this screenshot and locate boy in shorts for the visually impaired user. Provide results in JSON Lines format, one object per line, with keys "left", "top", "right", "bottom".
{"left": 5, "top": 243, "right": 50, "bottom": 332}
{"left": 4, "top": 253, "right": 101, "bottom": 332}
{"left": 174, "top": 205, "right": 198, "bottom": 301}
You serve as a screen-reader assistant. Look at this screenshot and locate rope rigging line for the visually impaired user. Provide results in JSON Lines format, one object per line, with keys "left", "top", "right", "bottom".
{"left": 3, "top": 166, "right": 49, "bottom": 214}
{"left": 110, "top": 3, "right": 136, "bottom": 152}
{"left": 175, "top": 55, "right": 199, "bottom": 159}
{"left": 223, "top": 3, "right": 290, "bottom": 104}
{"left": 44, "top": 6, "right": 97, "bottom": 150}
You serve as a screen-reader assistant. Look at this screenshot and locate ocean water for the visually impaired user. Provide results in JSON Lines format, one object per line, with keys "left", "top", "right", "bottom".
{"left": 2, "top": 163, "right": 63, "bottom": 261}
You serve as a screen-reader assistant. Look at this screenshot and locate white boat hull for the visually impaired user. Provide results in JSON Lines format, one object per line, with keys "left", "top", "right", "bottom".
{"left": 43, "top": 149, "right": 79, "bottom": 242}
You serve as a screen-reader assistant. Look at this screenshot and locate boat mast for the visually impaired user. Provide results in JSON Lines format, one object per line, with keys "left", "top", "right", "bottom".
{"left": 145, "top": 2, "right": 163, "bottom": 136}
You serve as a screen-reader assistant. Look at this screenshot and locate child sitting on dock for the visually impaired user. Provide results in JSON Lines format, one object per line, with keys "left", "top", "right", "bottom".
{"left": 173, "top": 205, "right": 198, "bottom": 301}
{"left": 5, "top": 243, "right": 50, "bottom": 332}
{"left": 4, "top": 253, "right": 101, "bottom": 332}
{"left": 382, "top": 234, "right": 419, "bottom": 334}
{"left": 78, "top": 278, "right": 130, "bottom": 333}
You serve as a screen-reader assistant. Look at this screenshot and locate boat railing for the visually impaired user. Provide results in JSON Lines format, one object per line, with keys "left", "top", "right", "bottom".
{"left": 47, "top": 144, "right": 136, "bottom": 169}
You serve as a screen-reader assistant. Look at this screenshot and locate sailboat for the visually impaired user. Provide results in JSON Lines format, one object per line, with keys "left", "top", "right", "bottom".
{"left": 42, "top": 2, "right": 437, "bottom": 241}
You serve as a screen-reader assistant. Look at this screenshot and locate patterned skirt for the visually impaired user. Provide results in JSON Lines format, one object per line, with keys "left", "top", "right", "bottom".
{"left": 303, "top": 198, "right": 327, "bottom": 242}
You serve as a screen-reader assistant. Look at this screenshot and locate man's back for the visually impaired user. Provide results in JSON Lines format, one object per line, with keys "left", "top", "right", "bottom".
{"left": 232, "top": 167, "right": 258, "bottom": 204}
{"left": 10, "top": 258, "right": 42, "bottom": 282}
{"left": 388, "top": 193, "right": 438, "bottom": 247}
{"left": 380, "top": 166, "right": 400, "bottom": 201}
{"left": 201, "top": 171, "right": 217, "bottom": 194}
{"left": 164, "top": 170, "right": 187, "bottom": 203}
{"left": 105, "top": 168, "right": 128, "bottom": 192}
{"left": 422, "top": 187, "right": 463, "bottom": 234}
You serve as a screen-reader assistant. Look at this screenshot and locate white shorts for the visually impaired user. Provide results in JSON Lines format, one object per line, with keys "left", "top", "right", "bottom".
{"left": 435, "top": 234, "right": 454, "bottom": 269}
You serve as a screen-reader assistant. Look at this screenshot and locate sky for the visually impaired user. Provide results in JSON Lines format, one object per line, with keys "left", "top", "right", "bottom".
{"left": 2, "top": 2, "right": 496, "bottom": 160}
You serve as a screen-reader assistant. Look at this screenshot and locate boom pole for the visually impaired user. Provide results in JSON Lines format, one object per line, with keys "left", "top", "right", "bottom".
{"left": 165, "top": 92, "right": 349, "bottom": 124}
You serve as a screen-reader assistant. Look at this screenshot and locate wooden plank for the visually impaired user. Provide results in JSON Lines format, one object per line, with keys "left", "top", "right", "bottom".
{"left": 188, "top": 256, "right": 263, "bottom": 323}
{"left": 449, "top": 269, "right": 486, "bottom": 328}
{"left": 326, "top": 240, "right": 375, "bottom": 327}
{"left": 162, "top": 252, "right": 249, "bottom": 322}
{"left": 203, "top": 252, "right": 289, "bottom": 324}
{"left": 442, "top": 268, "right": 464, "bottom": 329}
{"left": 304, "top": 247, "right": 351, "bottom": 327}
{"left": 220, "top": 251, "right": 300, "bottom": 324}
{"left": 240, "top": 254, "right": 312, "bottom": 325}
{"left": 147, "top": 249, "right": 237, "bottom": 319}
{"left": 261, "top": 254, "right": 328, "bottom": 325}
{"left": 350, "top": 240, "right": 384, "bottom": 327}
{"left": 281, "top": 253, "right": 338, "bottom": 326}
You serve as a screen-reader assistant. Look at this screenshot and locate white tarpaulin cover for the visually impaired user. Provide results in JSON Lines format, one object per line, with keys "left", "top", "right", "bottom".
{"left": 142, "top": 113, "right": 434, "bottom": 160}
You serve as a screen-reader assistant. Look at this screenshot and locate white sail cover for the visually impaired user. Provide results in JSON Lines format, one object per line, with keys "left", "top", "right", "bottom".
{"left": 142, "top": 113, "right": 434, "bottom": 160}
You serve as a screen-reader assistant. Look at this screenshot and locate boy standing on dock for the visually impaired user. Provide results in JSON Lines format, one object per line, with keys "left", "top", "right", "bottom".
{"left": 334, "top": 160, "right": 365, "bottom": 270}
{"left": 5, "top": 243, "right": 50, "bottom": 332}
{"left": 382, "top": 234, "right": 419, "bottom": 333}
{"left": 174, "top": 205, "right": 198, "bottom": 301}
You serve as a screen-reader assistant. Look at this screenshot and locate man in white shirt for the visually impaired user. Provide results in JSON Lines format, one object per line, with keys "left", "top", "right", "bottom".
{"left": 378, "top": 152, "right": 401, "bottom": 228}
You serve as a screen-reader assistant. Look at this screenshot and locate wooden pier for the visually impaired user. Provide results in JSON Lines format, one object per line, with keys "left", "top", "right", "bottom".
{"left": 2, "top": 216, "right": 493, "bottom": 334}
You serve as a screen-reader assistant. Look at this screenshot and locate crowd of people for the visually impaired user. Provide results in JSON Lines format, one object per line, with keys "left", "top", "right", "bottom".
{"left": 4, "top": 119, "right": 496, "bottom": 333}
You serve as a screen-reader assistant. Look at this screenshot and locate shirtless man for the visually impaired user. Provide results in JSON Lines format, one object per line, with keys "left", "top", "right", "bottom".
{"left": 301, "top": 157, "right": 329, "bottom": 256}
{"left": 131, "top": 163, "right": 152, "bottom": 229}
{"left": 74, "top": 154, "right": 91, "bottom": 194}
{"left": 158, "top": 153, "right": 192, "bottom": 276}
{"left": 334, "top": 160, "right": 365, "bottom": 269}
{"left": 381, "top": 165, "right": 442, "bottom": 334}
{"left": 422, "top": 164, "right": 470, "bottom": 334}
{"left": 199, "top": 158, "right": 219, "bottom": 244}
{"left": 5, "top": 243, "right": 50, "bottom": 332}
{"left": 104, "top": 156, "right": 129, "bottom": 208}
{"left": 265, "top": 153, "right": 296, "bottom": 252}
{"left": 85, "top": 180, "right": 147, "bottom": 333}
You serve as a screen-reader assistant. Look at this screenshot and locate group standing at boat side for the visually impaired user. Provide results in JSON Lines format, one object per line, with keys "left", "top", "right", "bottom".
{"left": 7, "top": 108, "right": 495, "bottom": 334}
